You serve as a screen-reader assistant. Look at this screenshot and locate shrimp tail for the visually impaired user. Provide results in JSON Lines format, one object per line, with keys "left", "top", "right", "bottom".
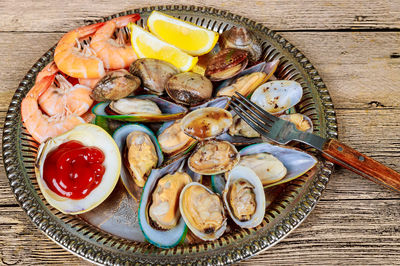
{"left": 35, "top": 61, "right": 58, "bottom": 84}
{"left": 76, "top": 22, "right": 106, "bottom": 38}
{"left": 27, "top": 75, "right": 55, "bottom": 99}
{"left": 113, "top": 14, "right": 141, "bottom": 28}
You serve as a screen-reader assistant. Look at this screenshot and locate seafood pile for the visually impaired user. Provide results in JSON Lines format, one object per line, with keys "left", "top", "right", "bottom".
{"left": 23, "top": 11, "right": 318, "bottom": 249}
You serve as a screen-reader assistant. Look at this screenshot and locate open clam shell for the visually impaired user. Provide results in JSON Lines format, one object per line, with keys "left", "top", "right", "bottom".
{"left": 157, "top": 120, "right": 197, "bottom": 158}
{"left": 223, "top": 166, "right": 265, "bottom": 228}
{"left": 92, "top": 95, "right": 187, "bottom": 123}
{"left": 189, "top": 96, "right": 230, "bottom": 111}
{"left": 113, "top": 124, "right": 164, "bottom": 200}
{"left": 138, "top": 156, "right": 188, "bottom": 249}
{"left": 216, "top": 60, "right": 279, "bottom": 97}
{"left": 181, "top": 107, "right": 233, "bottom": 140}
{"left": 250, "top": 80, "right": 303, "bottom": 115}
{"left": 179, "top": 182, "right": 227, "bottom": 241}
{"left": 239, "top": 143, "right": 318, "bottom": 188}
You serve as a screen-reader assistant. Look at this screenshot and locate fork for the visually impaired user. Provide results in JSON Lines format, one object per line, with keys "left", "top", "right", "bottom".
{"left": 230, "top": 92, "right": 400, "bottom": 192}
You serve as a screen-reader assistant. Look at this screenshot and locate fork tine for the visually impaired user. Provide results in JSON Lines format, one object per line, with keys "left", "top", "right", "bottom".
{"left": 231, "top": 96, "right": 274, "bottom": 127}
{"left": 234, "top": 92, "right": 278, "bottom": 122}
{"left": 230, "top": 100, "right": 273, "bottom": 128}
{"left": 230, "top": 104, "right": 272, "bottom": 138}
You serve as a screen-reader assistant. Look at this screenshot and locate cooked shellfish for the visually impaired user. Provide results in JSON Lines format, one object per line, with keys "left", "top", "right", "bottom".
{"left": 188, "top": 140, "right": 239, "bottom": 175}
{"left": 280, "top": 113, "right": 313, "bottom": 133}
{"left": 109, "top": 98, "right": 162, "bottom": 115}
{"left": 205, "top": 48, "right": 248, "bottom": 81}
{"left": 166, "top": 72, "right": 213, "bottom": 106}
{"left": 181, "top": 107, "right": 233, "bottom": 140}
{"left": 130, "top": 58, "right": 179, "bottom": 95}
{"left": 91, "top": 69, "right": 141, "bottom": 101}
{"left": 180, "top": 182, "right": 227, "bottom": 241}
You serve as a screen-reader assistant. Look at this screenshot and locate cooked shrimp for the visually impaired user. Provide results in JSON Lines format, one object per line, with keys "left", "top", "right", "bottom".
{"left": 54, "top": 22, "right": 106, "bottom": 79}
{"left": 78, "top": 76, "right": 103, "bottom": 88}
{"left": 38, "top": 74, "right": 93, "bottom": 116}
{"left": 36, "top": 61, "right": 59, "bottom": 83}
{"left": 21, "top": 75, "right": 85, "bottom": 143}
{"left": 90, "top": 14, "right": 140, "bottom": 70}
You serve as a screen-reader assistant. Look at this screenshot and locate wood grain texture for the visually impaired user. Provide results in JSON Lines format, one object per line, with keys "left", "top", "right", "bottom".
{"left": 1, "top": 0, "right": 400, "bottom": 265}
{"left": 0, "top": 0, "right": 399, "bottom": 32}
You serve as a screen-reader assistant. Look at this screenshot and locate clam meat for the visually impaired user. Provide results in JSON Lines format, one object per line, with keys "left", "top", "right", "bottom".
{"left": 166, "top": 72, "right": 213, "bottom": 106}
{"left": 125, "top": 131, "right": 158, "bottom": 187}
{"left": 219, "top": 26, "right": 262, "bottom": 64}
{"left": 158, "top": 120, "right": 197, "bottom": 157}
{"left": 205, "top": 48, "right": 248, "bottom": 81}
{"left": 180, "top": 183, "right": 227, "bottom": 241}
{"left": 109, "top": 98, "right": 162, "bottom": 115}
{"left": 149, "top": 172, "right": 192, "bottom": 230}
{"left": 280, "top": 113, "right": 313, "bottom": 132}
{"left": 217, "top": 71, "right": 267, "bottom": 97}
{"left": 223, "top": 166, "right": 265, "bottom": 228}
{"left": 228, "top": 115, "right": 261, "bottom": 138}
{"left": 227, "top": 179, "right": 256, "bottom": 221}
{"left": 238, "top": 153, "right": 287, "bottom": 185}
{"left": 188, "top": 140, "right": 239, "bottom": 175}
{"left": 130, "top": 58, "right": 179, "bottom": 95}
{"left": 91, "top": 69, "right": 141, "bottom": 101}
{"left": 181, "top": 107, "right": 233, "bottom": 140}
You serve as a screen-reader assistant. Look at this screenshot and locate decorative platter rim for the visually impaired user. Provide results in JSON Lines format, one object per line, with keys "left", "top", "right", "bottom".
{"left": 2, "top": 5, "right": 337, "bottom": 265}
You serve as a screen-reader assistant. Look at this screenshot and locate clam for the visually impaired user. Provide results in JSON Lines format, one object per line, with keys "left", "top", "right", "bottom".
{"left": 250, "top": 80, "right": 303, "bottom": 114}
{"left": 129, "top": 58, "right": 179, "bottom": 95}
{"left": 113, "top": 124, "right": 163, "bottom": 199}
{"left": 166, "top": 72, "right": 213, "bottom": 106}
{"left": 189, "top": 96, "right": 230, "bottom": 111}
{"left": 180, "top": 182, "right": 227, "bottom": 241}
{"left": 157, "top": 120, "right": 197, "bottom": 158}
{"left": 205, "top": 48, "right": 248, "bottom": 81}
{"left": 109, "top": 98, "right": 162, "bottom": 115}
{"left": 239, "top": 143, "right": 318, "bottom": 187}
{"left": 216, "top": 60, "right": 279, "bottom": 97}
{"left": 91, "top": 69, "right": 141, "bottom": 101}
{"left": 35, "top": 124, "right": 121, "bottom": 214}
{"left": 92, "top": 95, "right": 188, "bottom": 123}
{"left": 188, "top": 140, "right": 240, "bottom": 175}
{"left": 280, "top": 113, "right": 313, "bottom": 133}
{"left": 181, "top": 107, "right": 233, "bottom": 140}
{"left": 138, "top": 156, "right": 189, "bottom": 248}
{"left": 223, "top": 166, "right": 265, "bottom": 228}
{"left": 219, "top": 26, "right": 262, "bottom": 64}
{"left": 228, "top": 114, "right": 261, "bottom": 138}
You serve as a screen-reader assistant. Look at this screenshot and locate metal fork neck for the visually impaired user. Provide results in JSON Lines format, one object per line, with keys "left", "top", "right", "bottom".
{"left": 294, "top": 131, "right": 327, "bottom": 151}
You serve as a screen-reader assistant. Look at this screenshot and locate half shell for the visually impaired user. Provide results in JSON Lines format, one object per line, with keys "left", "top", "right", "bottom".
{"left": 138, "top": 156, "right": 188, "bottom": 248}
{"left": 181, "top": 107, "right": 233, "bottom": 140}
{"left": 92, "top": 95, "right": 188, "bottom": 123}
{"left": 239, "top": 143, "right": 317, "bottom": 188}
{"left": 223, "top": 166, "right": 265, "bottom": 228}
{"left": 113, "top": 124, "right": 163, "bottom": 200}
{"left": 179, "top": 182, "right": 227, "bottom": 241}
{"left": 250, "top": 80, "right": 303, "bottom": 114}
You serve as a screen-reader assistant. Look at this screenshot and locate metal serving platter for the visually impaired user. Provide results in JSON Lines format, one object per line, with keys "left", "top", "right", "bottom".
{"left": 2, "top": 5, "right": 337, "bottom": 265}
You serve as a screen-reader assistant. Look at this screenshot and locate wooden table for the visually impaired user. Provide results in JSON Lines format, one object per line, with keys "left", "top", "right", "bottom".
{"left": 1, "top": 0, "right": 399, "bottom": 264}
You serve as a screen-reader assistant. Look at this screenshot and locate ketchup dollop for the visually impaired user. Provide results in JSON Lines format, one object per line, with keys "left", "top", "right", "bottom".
{"left": 43, "top": 140, "right": 106, "bottom": 200}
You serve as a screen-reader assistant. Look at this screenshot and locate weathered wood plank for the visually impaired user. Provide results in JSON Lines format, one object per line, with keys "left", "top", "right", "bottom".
{"left": 0, "top": 0, "right": 399, "bottom": 32}
{"left": 1, "top": 197, "right": 399, "bottom": 265}
{"left": 0, "top": 32, "right": 399, "bottom": 111}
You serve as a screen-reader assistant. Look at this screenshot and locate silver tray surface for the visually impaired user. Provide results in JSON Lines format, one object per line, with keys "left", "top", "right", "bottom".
{"left": 2, "top": 5, "right": 337, "bottom": 265}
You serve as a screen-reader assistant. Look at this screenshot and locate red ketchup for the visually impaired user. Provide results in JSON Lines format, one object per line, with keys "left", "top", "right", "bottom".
{"left": 43, "top": 140, "right": 106, "bottom": 200}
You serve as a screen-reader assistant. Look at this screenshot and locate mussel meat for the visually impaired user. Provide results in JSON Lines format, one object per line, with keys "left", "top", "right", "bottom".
{"left": 109, "top": 98, "right": 162, "bottom": 115}
{"left": 158, "top": 120, "right": 197, "bottom": 157}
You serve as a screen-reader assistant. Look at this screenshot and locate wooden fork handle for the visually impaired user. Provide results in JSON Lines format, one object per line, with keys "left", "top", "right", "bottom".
{"left": 322, "top": 139, "right": 400, "bottom": 192}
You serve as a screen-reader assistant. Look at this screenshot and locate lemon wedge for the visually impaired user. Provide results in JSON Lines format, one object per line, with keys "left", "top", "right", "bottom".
{"left": 147, "top": 11, "right": 219, "bottom": 56}
{"left": 128, "top": 23, "right": 198, "bottom": 72}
